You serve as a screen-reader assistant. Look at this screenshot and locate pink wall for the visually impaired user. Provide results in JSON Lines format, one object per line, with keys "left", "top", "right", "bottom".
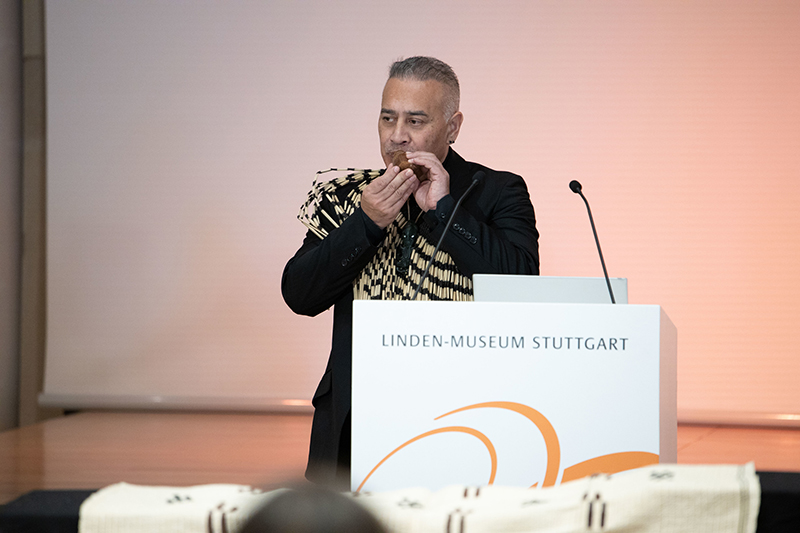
{"left": 45, "top": 1, "right": 800, "bottom": 422}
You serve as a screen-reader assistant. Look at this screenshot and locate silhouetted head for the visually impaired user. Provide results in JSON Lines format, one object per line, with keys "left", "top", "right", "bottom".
{"left": 240, "top": 484, "right": 386, "bottom": 533}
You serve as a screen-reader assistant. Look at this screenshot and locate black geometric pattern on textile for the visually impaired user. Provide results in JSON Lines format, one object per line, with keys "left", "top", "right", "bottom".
{"left": 297, "top": 168, "right": 473, "bottom": 301}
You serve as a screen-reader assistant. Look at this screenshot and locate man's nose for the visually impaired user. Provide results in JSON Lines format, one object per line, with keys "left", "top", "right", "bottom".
{"left": 390, "top": 121, "right": 410, "bottom": 144}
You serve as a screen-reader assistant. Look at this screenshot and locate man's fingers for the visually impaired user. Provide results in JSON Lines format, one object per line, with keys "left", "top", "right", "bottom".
{"left": 381, "top": 171, "right": 418, "bottom": 211}
{"left": 375, "top": 165, "right": 401, "bottom": 186}
{"left": 369, "top": 168, "right": 415, "bottom": 201}
{"left": 362, "top": 168, "right": 418, "bottom": 228}
{"left": 405, "top": 152, "right": 440, "bottom": 169}
{"left": 405, "top": 152, "right": 449, "bottom": 211}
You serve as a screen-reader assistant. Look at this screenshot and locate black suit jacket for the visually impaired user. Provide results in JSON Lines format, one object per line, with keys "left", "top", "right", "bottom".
{"left": 281, "top": 149, "right": 539, "bottom": 487}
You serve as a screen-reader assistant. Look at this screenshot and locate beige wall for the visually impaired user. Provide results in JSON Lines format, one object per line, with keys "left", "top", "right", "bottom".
{"left": 20, "top": 0, "right": 60, "bottom": 426}
{"left": 0, "top": 0, "right": 22, "bottom": 432}
{"left": 0, "top": 0, "right": 61, "bottom": 430}
{"left": 42, "top": 1, "right": 800, "bottom": 423}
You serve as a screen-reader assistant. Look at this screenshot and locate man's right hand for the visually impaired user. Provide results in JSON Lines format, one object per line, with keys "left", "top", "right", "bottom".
{"left": 361, "top": 166, "right": 419, "bottom": 229}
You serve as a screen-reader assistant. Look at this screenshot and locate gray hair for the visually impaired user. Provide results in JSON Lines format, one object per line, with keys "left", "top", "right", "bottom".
{"left": 388, "top": 56, "right": 460, "bottom": 119}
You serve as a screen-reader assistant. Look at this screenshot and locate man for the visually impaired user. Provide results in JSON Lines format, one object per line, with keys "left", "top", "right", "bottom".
{"left": 282, "top": 56, "right": 539, "bottom": 489}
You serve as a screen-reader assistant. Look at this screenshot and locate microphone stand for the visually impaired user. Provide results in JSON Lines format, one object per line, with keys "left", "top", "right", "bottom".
{"left": 411, "top": 171, "right": 484, "bottom": 301}
{"left": 570, "top": 180, "right": 616, "bottom": 304}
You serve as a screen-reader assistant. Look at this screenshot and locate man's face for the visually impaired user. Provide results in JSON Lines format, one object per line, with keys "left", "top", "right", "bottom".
{"left": 378, "top": 77, "right": 461, "bottom": 167}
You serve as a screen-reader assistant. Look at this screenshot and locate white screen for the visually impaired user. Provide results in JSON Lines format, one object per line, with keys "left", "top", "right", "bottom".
{"left": 44, "top": 1, "right": 800, "bottom": 422}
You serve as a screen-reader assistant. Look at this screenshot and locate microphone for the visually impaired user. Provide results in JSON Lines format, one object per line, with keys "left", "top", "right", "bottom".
{"left": 569, "top": 180, "right": 616, "bottom": 304}
{"left": 411, "top": 171, "right": 485, "bottom": 301}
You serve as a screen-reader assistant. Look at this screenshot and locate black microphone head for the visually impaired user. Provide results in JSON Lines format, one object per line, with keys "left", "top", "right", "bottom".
{"left": 569, "top": 180, "right": 582, "bottom": 194}
{"left": 472, "top": 170, "right": 486, "bottom": 184}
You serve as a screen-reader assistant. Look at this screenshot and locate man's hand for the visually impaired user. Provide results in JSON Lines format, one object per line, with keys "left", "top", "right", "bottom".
{"left": 407, "top": 151, "right": 450, "bottom": 212}
{"left": 361, "top": 165, "right": 419, "bottom": 229}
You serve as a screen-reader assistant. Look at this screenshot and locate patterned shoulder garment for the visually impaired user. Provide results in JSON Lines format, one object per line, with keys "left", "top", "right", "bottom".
{"left": 297, "top": 168, "right": 473, "bottom": 301}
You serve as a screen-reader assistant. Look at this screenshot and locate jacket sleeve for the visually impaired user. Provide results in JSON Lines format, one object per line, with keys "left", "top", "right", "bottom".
{"left": 420, "top": 172, "right": 540, "bottom": 278}
{"left": 281, "top": 207, "right": 384, "bottom": 317}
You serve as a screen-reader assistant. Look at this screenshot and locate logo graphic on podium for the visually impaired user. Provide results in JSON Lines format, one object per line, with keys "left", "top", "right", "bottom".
{"left": 356, "top": 401, "right": 659, "bottom": 492}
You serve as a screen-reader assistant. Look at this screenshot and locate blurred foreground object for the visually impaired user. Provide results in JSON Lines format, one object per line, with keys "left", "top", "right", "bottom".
{"left": 76, "top": 464, "right": 757, "bottom": 532}
{"left": 240, "top": 484, "right": 385, "bottom": 533}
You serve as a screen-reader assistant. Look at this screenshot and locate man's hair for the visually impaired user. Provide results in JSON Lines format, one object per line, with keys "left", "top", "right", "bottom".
{"left": 239, "top": 484, "right": 386, "bottom": 533}
{"left": 388, "top": 56, "right": 460, "bottom": 119}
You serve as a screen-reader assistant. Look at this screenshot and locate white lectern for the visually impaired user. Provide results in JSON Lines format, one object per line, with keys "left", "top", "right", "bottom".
{"left": 351, "top": 301, "right": 676, "bottom": 493}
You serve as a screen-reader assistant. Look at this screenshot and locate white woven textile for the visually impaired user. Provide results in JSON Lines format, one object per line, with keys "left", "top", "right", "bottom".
{"left": 78, "top": 483, "right": 277, "bottom": 533}
{"left": 78, "top": 463, "right": 759, "bottom": 533}
{"left": 355, "top": 463, "right": 760, "bottom": 533}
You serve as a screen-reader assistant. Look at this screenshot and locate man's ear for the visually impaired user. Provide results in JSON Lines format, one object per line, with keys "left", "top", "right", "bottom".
{"left": 447, "top": 111, "right": 464, "bottom": 143}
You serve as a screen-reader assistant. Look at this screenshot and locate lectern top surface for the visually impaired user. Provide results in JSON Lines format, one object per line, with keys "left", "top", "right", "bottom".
{"left": 472, "top": 274, "right": 628, "bottom": 304}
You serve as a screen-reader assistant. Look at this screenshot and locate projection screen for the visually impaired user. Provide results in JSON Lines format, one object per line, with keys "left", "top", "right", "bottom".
{"left": 43, "top": 1, "right": 800, "bottom": 425}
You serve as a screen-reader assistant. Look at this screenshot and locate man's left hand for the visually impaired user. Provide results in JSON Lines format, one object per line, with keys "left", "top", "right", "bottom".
{"left": 407, "top": 151, "right": 449, "bottom": 212}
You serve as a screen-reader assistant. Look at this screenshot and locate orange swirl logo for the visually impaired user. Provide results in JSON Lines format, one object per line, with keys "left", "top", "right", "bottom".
{"left": 356, "top": 401, "right": 657, "bottom": 492}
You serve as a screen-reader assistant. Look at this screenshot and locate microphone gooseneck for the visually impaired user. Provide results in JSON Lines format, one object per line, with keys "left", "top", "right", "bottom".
{"left": 411, "top": 171, "right": 485, "bottom": 301}
{"left": 570, "top": 180, "right": 616, "bottom": 304}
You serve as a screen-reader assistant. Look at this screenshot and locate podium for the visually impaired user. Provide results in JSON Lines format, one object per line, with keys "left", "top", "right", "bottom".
{"left": 351, "top": 301, "right": 676, "bottom": 492}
